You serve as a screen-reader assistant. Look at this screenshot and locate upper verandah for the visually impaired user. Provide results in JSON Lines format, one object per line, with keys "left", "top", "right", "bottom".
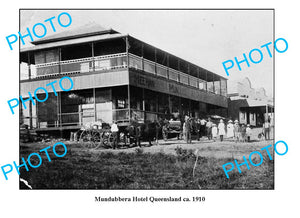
{"left": 20, "top": 24, "right": 227, "bottom": 82}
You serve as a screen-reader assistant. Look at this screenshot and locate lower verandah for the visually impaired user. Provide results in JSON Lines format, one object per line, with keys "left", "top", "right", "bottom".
{"left": 20, "top": 85, "right": 227, "bottom": 129}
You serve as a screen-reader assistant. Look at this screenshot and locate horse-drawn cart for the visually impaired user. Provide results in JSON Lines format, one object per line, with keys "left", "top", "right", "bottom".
{"left": 77, "top": 122, "right": 115, "bottom": 148}
{"left": 162, "top": 120, "right": 182, "bottom": 141}
{"left": 76, "top": 120, "right": 160, "bottom": 148}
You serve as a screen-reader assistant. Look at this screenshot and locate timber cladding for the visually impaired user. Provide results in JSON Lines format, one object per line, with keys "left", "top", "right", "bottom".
{"left": 20, "top": 70, "right": 129, "bottom": 97}
{"left": 20, "top": 68, "right": 227, "bottom": 108}
{"left": 129, "top": 70, "right": 228, "bottom": 108}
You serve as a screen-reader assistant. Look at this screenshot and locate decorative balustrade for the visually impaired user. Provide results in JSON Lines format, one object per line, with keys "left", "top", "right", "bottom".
{"left": 168, "top": 68, "right": 179, "bottom": 82}
{"left": 143, "top": 59, "right": 156, "bottom": 75}
{"left": 22, "top": 53, "right": 128, "bottom": 79}
{"left": 128, "top": 53, "right": 142, "bottom": 70}
{"left": 60, "top": 57, "right": 93, "bottom": 74}
{"left": 178, "top": 72, "right": 189, "bottom": 85}
{"left": 156, "top": 63, "right": 168, "bottom": 78}
{"left": 21, "top": 52, "right": 227, "bottom": 96}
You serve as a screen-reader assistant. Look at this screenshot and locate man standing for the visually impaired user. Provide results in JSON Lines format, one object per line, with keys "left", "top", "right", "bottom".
{"left": 154, "top": 119, "right": 161, "bottom": 145}
{"left": 263, "top": 119, "right": 270, "bottom": 140}
{"left": 111, "top": 121, "right": 119, "bottom": 149}
{"left": 206, "top": 118, "right": 213, "bottom": 140}
{"left": 196, "top": 118, "right": 201, "bottom": 141}
{"left": 185, "top": 118, "right": 192, "bottom": 144}
{"left": 200, "top": 117, "right": 207, "bottom": 139}
{"left": 240, "top": 124, "right": 246, "bottom": 142}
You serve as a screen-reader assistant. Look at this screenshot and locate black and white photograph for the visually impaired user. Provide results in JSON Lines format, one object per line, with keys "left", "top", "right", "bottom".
{"left": 19, "top": 9, "right": 274, "bottom": 189}
{"left": 1, "top": 2, "right": 299, "bottom": 217}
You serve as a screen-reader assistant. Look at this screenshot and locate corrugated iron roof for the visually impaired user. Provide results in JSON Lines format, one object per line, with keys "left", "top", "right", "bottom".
{"left": 246, "top": 99, "right": 273, "bottom": 107}
{"left": 232, "top": 97, "right": 273, "bottom": 108}
{"left": 20, "top": 33, "right": 126, "bottom": 52}
{"left": 33, "top": 23, "right": 118, "bottom": 45}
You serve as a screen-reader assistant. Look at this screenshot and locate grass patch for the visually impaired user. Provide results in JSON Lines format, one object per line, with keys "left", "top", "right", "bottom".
{"left": 19, "top": 144, "right": 273, "bottom": 189}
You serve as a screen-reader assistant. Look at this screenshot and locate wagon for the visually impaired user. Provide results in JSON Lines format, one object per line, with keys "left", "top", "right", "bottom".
{"left": 77, "top": 122, "right": 115, "bottom": 148}
{"left": 162, "top": 120, "right": 182, "bottom": 141}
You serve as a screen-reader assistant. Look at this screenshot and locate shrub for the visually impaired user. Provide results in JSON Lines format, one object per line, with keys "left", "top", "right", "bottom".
{"left": 175, "top": 146, "right": 196, "bottom": 161}
{"left": 135, "top": 147, "right": 144, "bottom": 155}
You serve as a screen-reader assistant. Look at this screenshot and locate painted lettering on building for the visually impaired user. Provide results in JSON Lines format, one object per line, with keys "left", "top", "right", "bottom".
{"left": 133, "top": 75, "right": 155, "bottom": 88}
{"left": 169, "top": 83, "right": 179, "bottom": 94}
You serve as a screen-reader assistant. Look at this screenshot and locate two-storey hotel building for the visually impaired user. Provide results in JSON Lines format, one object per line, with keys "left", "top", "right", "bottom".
{"left": 20, "top": 25, "right": 228, "bottom": 135}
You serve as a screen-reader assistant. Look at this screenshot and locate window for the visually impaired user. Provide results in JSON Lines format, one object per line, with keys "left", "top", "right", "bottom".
{"left": 37, "top": 92, "right": 58, "bottom": 127}
{"left": 117, "top": 100, "right": 125, "bottom": 109}
{"left": 214, "top": 80, "right": 221, "bottom": 95}
{"left": 220, "top": 79, "right": 227, "bottom": 96}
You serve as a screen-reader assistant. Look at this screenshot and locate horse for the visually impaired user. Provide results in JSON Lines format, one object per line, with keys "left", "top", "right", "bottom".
{"left": 124, "top": 121, "right": 157, "bottom": 147}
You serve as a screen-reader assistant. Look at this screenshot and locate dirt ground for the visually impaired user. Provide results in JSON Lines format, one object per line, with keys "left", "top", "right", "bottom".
{"left": 109, "top": 138, "right": 275, "bottom": 159}
{"left": 21, "top": 137, "right": 275, "bottom": 160}
{"left": 80, "top": 127, "right": 275, "bottom": 160}
{"left": 20, "top": 127, "right": 275, "bottom": 161}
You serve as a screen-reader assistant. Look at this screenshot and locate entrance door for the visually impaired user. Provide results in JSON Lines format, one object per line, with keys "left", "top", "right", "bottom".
{"left": 249, "top": 112, "right": 256, "bottom": 126}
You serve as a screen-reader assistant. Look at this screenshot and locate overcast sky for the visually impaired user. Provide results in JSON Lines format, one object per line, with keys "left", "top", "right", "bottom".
{"left": 20, "top": 9, "right": 274, "bottom": 96}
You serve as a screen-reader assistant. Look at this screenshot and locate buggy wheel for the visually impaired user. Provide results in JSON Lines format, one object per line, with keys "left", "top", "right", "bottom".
{"left": 79, "top": 130, "right": 100, "bottom": 148}
{"left": 100, "top": 131, "right": 113, "bottom": 148}
{"left": 118, "top": 132, "right": 128, "bottom": 147}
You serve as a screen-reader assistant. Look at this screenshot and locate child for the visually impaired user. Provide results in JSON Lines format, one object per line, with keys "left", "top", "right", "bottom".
{"left": 246, "top": 124, "right": 252, "bottom": 142}
{"left": 258, "top": 131, "right": 265, "bottom": 141}
{"left": 212, "top": 123, "right": 218, "bottom": 142}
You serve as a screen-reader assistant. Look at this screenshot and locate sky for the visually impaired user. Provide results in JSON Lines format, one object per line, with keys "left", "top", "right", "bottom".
{"left": 20, "top": 9, "right": 274, "bottom": 96}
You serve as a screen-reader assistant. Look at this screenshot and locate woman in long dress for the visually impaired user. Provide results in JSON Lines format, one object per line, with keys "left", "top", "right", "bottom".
{"left": 233, "top": 120, "right": 240, "bottom": 143}
{"left": 227, "top": 120, "right": 234, "bottom": 140}
{"left": 218, "top": 119, "right": 226, "bottom": 142}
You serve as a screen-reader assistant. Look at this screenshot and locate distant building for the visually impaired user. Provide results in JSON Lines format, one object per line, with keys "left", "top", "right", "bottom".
{"left": 228, "top": 77, "right": 274, "bottom": 126}
{"left": 20, "top": 24, "right": 228, "bottom": 136}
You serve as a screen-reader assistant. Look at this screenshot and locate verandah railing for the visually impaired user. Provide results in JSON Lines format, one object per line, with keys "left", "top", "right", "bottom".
{"left": 21, "top": 52, "right": 225, "bottom": 96}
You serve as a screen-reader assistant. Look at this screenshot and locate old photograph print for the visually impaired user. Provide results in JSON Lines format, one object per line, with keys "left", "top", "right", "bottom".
{"left": 19, "top": 9, "right": 274, "bottom": 189}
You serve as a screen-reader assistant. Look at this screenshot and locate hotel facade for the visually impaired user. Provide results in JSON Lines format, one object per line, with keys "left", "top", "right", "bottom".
{"left": 20, "top": 25, "right": 228, "bottom": 135}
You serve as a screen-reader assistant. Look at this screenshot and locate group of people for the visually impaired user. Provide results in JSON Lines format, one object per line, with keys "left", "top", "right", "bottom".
{"left": 99, "top": 116, "right": 272, "bottom": 148}
{"left": 182, "top": 117, "right": 253, "bottom": 143}
{"left": 219, "top": 119, "right": 252, "bottom": 143}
